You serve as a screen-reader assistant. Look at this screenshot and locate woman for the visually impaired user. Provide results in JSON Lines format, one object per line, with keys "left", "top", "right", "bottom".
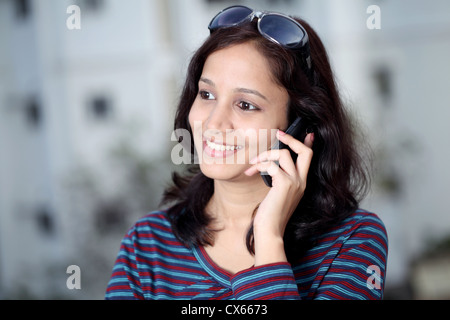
{"left": 106, "top": 6, "right": 388, "bottom": 300}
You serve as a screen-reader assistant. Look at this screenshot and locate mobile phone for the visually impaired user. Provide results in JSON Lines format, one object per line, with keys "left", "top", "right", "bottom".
{"left": 261, "top": 117, "right": 308, "bottom": 187}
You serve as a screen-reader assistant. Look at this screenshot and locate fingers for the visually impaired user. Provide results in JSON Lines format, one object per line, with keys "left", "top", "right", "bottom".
{"left": 244, "top": 160, "right": 281, "bottom": 177}
{"left": 249, "top": 148, "right": 297, "bottom": 177}
{"left": 277, "top": 130, "right": 314, "bottom": 176}
{"left": 244, "top": 131, "right": 314, "bottom": 191}
{"left": 277, "top": 130, "right": 314, "bottom": 154}
{"left": 304, "top": 132, "right": 315, "bottom": 149}
{"left": 247, "top": 131, "right": 314, "bottom": 175}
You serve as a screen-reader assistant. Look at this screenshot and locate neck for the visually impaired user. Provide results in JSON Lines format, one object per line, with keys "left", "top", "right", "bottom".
{"left": 207, "top": 175, "right": 269, "bottom": 228}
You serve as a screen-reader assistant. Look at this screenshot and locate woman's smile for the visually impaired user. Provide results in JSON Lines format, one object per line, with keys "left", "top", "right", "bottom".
{"left": 203, "top": 136, "right": 243, "bottom": 158}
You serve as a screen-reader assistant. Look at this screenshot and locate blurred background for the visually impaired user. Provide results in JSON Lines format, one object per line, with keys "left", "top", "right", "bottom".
{"left": 0, "top": 0, "right": 449, "bottom": 300}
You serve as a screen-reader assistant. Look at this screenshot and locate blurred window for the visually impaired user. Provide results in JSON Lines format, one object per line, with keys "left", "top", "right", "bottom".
{"left": 15, "top": 0, "right": 31, "bottom": 20}
{"left": 89, "top": 96, "right": 113, "bottom": 121}
{"left": 35, "top": 206, "right": 55, "bottom": 237}
{"left": 373, "top": 66, "right": 393, "bottom": 105}
{"left": 25, "top": 97, "right": 42, "bottom": 128}
{"left": 77, "top": 0, "right": 104, "bottom": 12}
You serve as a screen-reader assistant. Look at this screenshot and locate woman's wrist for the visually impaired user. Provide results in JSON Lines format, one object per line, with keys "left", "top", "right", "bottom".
{"left": 253, "top": 231, "right": 287, "bottom": 266}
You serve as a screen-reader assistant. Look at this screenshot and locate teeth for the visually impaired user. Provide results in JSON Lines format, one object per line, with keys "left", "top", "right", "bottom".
{"left": 206, "top": 140, "right": 242, "bottom": 151}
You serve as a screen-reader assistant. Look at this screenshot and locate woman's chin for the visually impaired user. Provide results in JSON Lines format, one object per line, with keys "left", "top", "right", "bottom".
{"left": 199, "top": 162, "right": 250, "bottom": 182}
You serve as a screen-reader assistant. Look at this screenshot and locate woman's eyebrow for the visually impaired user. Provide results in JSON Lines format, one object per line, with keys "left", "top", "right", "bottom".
{"left": 234, "top": 87, "right": 268, "bottom": 101}
{"left": 199, "top": 77, "right": 268, "bottom": 101}
{"left": 199, "top": 77, "right": 215, "bottom": 87}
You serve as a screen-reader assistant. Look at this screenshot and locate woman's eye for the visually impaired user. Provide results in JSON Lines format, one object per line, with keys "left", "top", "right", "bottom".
{"left": 238, "top": 101, "right": 259, "bottom": 111}
{"left": 199, "top": 90, "right": 215, "bottom": 100}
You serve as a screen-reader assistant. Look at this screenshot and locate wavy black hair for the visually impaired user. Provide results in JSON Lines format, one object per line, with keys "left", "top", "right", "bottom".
{"left": 161, "top": 17, "right": 371, "bottom": 259}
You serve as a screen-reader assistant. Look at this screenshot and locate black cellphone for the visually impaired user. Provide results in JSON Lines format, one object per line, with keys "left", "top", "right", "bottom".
{"left": 261, "top": 117, "right": 309, "bottom": 187}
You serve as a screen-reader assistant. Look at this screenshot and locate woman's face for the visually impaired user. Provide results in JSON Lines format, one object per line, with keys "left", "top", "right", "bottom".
{"left": 188, "top": 41, "right": 289, "bottom": 183}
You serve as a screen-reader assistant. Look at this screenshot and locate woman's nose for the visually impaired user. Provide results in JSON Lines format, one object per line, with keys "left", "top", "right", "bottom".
{"left": 205, "top": 101, "right": 233, "bottom": 132}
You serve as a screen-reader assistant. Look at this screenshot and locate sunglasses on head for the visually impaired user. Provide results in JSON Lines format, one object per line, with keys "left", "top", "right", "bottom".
{"left": 208, "top": 5, "right": 311, "bottom": 70}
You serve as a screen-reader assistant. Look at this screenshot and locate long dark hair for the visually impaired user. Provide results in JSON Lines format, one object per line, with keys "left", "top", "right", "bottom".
{"left": 161, "top": 17, "right": 371, "bottom": 259}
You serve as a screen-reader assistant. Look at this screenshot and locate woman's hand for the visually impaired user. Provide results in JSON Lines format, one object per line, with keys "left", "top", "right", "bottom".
{"left": 244, "top": 130, "right": 314, "bottom": 265}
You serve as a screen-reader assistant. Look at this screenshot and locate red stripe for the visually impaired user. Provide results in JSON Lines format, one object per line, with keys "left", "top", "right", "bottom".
{"left": 255, "top": 291, "right": 300, "bottom": 299}
{"left": 135, "top": 258, "right": 206, "bottom": 276}
{"left": 106, "top": 210, "right": 387, "bottom": 300}
{"left": 321, "top": 280, "right": 376, "bottom": 299}
{"left": 233, "top": 276, "right": 295, "bottom": 295}
{"left": 134, "top": 242, "right": 196, "bottom": 260}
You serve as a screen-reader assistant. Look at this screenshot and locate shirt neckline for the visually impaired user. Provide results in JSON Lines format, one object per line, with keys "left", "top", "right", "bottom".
{"left": 191, "top": 245, "right": 233, "bottom": 288}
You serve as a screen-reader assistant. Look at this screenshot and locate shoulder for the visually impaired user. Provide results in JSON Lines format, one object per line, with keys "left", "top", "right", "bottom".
{"left": 342, "top": 209, "right": 387, "bottom": 240}
{"left": 133, "top": 210, "right": 172, "bottom": 231}
{"left": 342, "top": 210, "right": 386, "bottom": 231}
{"left": 123, "top": 210, "right": 177, "bottom": 243}
{"left": 331, "top": 209, "right": 388, "bottom": 256}
{"left": 300, "top": 210, "right": 389, "bottom": 299}
{"left": 316, "top": 209, "right": 388, "bottom": 249}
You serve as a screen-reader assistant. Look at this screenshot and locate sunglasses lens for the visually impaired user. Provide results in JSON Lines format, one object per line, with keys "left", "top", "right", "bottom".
{"left": 209, "top": 6, "right": 253, "bottom": 30}
{"left": 259, "top": 15, "right": 305, "bottom": 48}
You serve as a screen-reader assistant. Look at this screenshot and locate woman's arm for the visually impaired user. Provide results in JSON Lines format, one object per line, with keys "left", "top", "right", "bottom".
{"left": 312, "top": 214, "right": 388, "bottom": 299}
{"left": 229, "top": 211, "right": 388, "bottom": 300}
{"left": 230, "top": 262, "right": 301, "bottom": 300}
{"left": 105, "top": 228, "right": 144, "bottom": 300}
{"left": 245, "top": 130, "right": 314, "bottom": 266}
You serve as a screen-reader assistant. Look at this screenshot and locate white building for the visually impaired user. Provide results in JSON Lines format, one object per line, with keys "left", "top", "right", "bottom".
{"left": 0, "top": 0, "right": 449, "bottom": 299}
{"left": 0, "top": 0, "right": 184, "bottom": 299}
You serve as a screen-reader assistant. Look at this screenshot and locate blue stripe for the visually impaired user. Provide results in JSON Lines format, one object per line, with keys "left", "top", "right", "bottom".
{"left": 106, "top": 210, "right": 388, "bottom": 300}
{"left": 237, "top": 283, "right": 298, "bottom": 299}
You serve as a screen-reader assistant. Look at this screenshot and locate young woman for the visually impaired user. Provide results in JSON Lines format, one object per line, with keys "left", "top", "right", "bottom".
{"left": 106, "top": 6, "right": 388, "bottom": 300}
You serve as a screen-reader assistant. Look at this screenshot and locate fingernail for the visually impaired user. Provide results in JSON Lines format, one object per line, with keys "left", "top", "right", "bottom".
{"left": 277, "top": 129, "right": 286, "bottom": 137}
{"left": 310, "top": 132, "right": 315, "bottom": 143}
{"left": 249, "top": 157, "right": 257, "bottom": 164}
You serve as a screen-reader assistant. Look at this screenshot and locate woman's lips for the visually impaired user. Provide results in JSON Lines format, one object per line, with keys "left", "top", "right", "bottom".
{"left": 203, "top": 138, "right": 243, "bottom": 158}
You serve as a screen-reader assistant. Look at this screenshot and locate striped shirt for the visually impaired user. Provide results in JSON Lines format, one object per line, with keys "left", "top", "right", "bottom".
{"left": 105, "top": 209, "right": 388, "bottom": 300}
